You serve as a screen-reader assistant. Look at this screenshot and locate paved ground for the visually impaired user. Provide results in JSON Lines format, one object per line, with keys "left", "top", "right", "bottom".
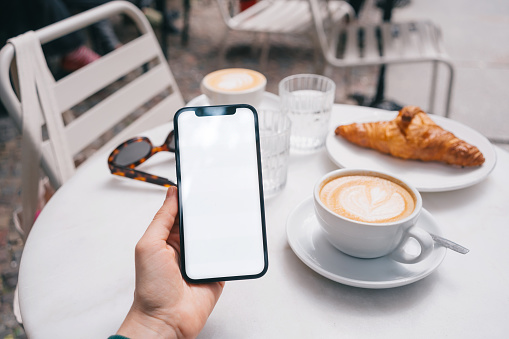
{"left": 0, "top": 0, "right": 507, "bottom": 337}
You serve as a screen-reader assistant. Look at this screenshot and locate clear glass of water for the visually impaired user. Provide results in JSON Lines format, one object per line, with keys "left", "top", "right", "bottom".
{"left": 258, "top": 109, "right": 292, "bottom": 198}
{"left": 279, "top": 74, "right": 335, "bottom": 151}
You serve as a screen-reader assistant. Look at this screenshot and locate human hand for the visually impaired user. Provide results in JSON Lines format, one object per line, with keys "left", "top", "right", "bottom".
{"left": 117, "top": 187, "right": 225, "bottom": 339}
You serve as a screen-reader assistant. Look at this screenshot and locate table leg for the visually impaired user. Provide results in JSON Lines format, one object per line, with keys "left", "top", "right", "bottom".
{"left": 350, "top": 0, "right": 404, "bottom": 111}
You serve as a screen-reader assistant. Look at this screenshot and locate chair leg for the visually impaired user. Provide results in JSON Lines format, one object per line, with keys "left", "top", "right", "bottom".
{"left": 443, "top": 61, "right": 455, "bottom": 118}
{"left": 217, "top": 28, "right": 230, "bottom": 68}
{"left": 428, "top": 60, "right": 438, "bottom": 114}
{"left": 253, "top": 32, "right": 263, "bottom": 57}
{"left": 13, "top": 285, "right": 22, "bottom": 324}
{"left": 311, "top": 34, "right": 323, "bottom": 74}
{"left": 344, "top": 67, "right": 353, "bottom": 100}
{"left": 181, "top": 0, "right": 191, "bottom": 46}
{"left": 373, "top": 65, "right": 386, "bottom": 105}
{"left": 259, "top": 33, "right": 270, "bottom": 69}
{"left": 155, "top": 0, "right": 168, "bottom": 58}
{"left": 321, "top": 62, "right": 332, "bottom": 78}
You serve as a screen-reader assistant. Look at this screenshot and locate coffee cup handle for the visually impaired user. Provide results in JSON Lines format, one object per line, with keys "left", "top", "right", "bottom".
{"left": 390, "top": 226, "right": 434, "bottom": 264}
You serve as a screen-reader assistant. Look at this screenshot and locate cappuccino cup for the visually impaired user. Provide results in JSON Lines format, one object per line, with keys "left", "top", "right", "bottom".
{"left": 313, "top": 169, "right": 433, "bottom": 263}
{"left": 200, "top": 68, "right": 266, "bottom": 108}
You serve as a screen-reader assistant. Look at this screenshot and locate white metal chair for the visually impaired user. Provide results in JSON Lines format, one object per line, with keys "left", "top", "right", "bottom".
{"left": 0, "top": 0, "right": 184, "bottom": 238}
{"left": 308, "top": 0, "right": 454, "bottom": 116}
{"left": 216, "top": 0, "right": 354, "bottom": 67}
{"left": 0, "top": 0, "right": 185, "bottom": 326}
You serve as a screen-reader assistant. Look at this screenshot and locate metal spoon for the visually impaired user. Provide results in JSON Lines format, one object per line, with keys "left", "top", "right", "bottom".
{"left": 429, "top": 233, "right": 469, "bottom": 254}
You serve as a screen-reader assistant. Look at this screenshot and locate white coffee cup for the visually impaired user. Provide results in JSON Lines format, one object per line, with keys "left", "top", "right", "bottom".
{"left": 201, "top": 68, "right": 266, "bottom": 108}
{"left": 313, "top": 169, "right": 433, "bottom": 264}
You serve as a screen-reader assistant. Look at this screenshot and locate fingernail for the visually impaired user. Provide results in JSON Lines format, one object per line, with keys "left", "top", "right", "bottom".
{"left": 166, "top": 186, "right": 177, "bottom": 198}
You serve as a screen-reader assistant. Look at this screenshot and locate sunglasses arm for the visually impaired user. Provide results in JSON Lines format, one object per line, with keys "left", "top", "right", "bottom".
{"left": 108, "top": 164, "right": 177, "bottom": 187}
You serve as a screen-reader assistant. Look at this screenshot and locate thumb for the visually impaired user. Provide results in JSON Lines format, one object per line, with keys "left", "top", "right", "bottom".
{"left": 144, "top": 186, "right": 179, "bottom": 242}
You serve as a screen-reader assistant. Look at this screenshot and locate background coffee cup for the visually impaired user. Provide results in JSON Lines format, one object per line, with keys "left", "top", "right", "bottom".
{"left": 201, "top": 68, "right": 266, "bottom": 108}
{"left": 313, "top": 169, "right": 433, "bottom": 264}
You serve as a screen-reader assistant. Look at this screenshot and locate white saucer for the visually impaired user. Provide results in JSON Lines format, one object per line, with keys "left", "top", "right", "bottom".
{"left": 286, "top": 198, "right": 447, "bottom": 289}
{"left": 186, "top": 92, "right": 280, "bottom": 110}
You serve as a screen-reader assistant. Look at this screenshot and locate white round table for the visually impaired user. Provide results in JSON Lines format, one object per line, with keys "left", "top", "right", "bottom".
{"left": 19, "top": 104, "right": 509, "bottom": 338}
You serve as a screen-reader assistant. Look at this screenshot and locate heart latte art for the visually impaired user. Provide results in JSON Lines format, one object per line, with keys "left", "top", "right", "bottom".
{"left": 204, "top": 69, "right": 265, "bottom": 92}
{"left": 319, "top": 175, "right": 415, "bottom": 223}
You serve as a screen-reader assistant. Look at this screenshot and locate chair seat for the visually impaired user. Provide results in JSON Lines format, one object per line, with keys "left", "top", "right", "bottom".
{"left": 216, "top": 0, "right": 354, "bottom": 68}
{"left": 331, "top": 21, "right": 449, "bottom": 67}
{"left": 229, "top": 0, "right": 348, "bottom": 34}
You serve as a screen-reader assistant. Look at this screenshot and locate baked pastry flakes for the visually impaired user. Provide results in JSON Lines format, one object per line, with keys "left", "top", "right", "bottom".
{"left": 335, "top": 106, "right": 485, "bottom": 167}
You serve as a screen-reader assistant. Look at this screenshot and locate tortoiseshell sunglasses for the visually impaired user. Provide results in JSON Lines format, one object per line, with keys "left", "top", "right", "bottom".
{"left": 108, "top": 130, "right": 177, "bottom": 187}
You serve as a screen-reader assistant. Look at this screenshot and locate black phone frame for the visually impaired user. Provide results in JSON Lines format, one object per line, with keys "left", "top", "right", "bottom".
{"left": 173, "top": 104, "right": 269, "bottom": 283}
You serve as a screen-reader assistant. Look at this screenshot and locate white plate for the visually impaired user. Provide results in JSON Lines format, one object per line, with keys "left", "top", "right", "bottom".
{"left": 186, "top": 92, "right": 280, "bottom": 109}
{"left": 326, "top": 109, "right": 497, "bottom": 192}
{"left": 286, "top": 197, "right": 447, "bottom": 289}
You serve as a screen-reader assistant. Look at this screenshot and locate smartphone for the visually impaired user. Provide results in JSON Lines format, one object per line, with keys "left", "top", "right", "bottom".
{"left": 174, "top": 105, "right": 268, "bottom": 283}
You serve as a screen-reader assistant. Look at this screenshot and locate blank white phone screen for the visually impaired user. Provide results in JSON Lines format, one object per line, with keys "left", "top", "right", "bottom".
{"left": 177, "top": 108, "right": 265, "bottom": 280}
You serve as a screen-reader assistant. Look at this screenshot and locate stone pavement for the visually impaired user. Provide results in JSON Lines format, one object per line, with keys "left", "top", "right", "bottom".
{"left": 0, "top": 0, "right": 507, "bottom": 337}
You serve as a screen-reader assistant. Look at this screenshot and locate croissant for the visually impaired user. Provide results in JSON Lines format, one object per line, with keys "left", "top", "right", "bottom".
{"left": 335, "top": 106, "right": 485, "bottom": 167}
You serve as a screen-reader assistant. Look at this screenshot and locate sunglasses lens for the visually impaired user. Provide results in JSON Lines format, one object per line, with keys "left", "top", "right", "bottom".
{"left": 115, "top": 141, "right": 152, "bottom": 166}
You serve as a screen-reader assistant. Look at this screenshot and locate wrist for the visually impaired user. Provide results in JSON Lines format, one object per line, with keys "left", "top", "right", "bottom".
{"left": 117, "top": 305, "right": 180, "bottom": 339}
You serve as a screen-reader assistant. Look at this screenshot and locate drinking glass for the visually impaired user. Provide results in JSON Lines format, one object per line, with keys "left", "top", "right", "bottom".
{"left": 279, "top": 74, "right": 335, "bottom": 151}
{"left": 258, "top": 109, "right": 292, "bottom": 198}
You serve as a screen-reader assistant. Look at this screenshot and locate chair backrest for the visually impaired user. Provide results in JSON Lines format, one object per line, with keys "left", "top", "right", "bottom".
{"left": 216, "top": 0, "right": 272, "bottom": 28}
{"left": 218, "top": 0, "right": 353, "bottom": 34}
{"left": 308, "top": 0, "right": 355, "bottom": 64}
{"left": 0, "top": 1, "right": 184, "bottom": 189}
{"left": 308, "top": 0, "right": 449, "bottom": 67}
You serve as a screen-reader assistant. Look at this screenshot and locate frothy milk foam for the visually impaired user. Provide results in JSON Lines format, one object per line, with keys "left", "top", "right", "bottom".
{"left": 204, "top": 69, "right": 265, "bottom": 92}
{"left": 319, "top": 175, "right": 415, "bottom": 223}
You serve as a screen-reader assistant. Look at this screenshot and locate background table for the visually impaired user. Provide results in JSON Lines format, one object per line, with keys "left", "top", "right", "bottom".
{"left": 18, "top": 104, "right": 509, "bottom": 338}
